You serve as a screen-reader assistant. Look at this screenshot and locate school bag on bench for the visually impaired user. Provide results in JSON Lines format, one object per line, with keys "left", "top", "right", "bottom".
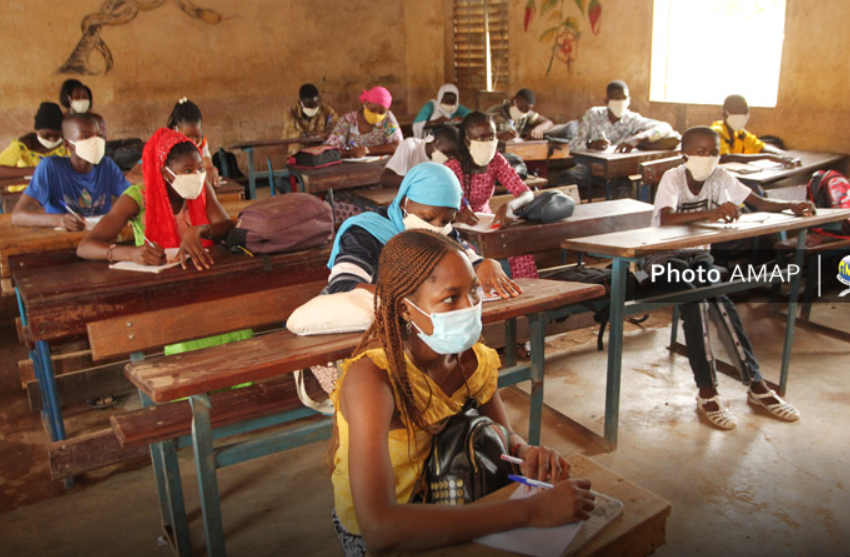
{"left": 225, "top": 193, "right": 333, "bottom": 254}
{"left": 291, "top": 145, "right": 341, "bottom": 169}
{"left": 807, "top": 170, "right": 850, "bottom": 237}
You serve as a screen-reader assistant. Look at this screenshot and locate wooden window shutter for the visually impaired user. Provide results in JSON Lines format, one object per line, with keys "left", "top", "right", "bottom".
{"left": 453, "top": 0, "right": 509, "bottom": 93}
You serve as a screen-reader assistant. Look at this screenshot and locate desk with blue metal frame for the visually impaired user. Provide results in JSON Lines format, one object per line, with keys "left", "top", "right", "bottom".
{"left": 570, "top": 147, "right": 679, "bottom": 202}
{"left": 560, "top": 208, "right": 850, "bottom": 449}
{"left": 226, "top": 137, "right": 323, "bottom": 199}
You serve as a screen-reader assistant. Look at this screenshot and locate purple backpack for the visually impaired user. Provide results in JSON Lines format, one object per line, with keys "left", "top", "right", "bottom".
{"left": 226, "top": 193, "right": 333, "bottom": 254}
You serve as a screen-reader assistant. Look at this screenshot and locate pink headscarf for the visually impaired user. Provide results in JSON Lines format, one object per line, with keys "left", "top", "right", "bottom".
{"left": 358, "top": 86, "right": 392, "bottom": 109}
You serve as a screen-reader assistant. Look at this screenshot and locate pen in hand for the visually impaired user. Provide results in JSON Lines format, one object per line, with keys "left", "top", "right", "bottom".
{"left": 59, "top": 200, "right": 85, "bottom": 223}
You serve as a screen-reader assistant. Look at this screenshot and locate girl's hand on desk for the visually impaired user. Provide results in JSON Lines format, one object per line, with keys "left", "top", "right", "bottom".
{"left": 523, "top": 478, "right": 596, "bottom": 528}
{"left": 454, "top": 205, "right": 479, "bottom": 226}
{"left": 179, "top": 226, "right": 214, "bottom": 270}
{"left": 491, "top": 203, "right": 516, "bottom": 229}
{"left": 519, "top": 444, "right": 571, "bottom": 485}
{"left": 789, "top": 201, "right": 816, "bottom": 217}
{"left": 130, "top": 244, "right": 165, "bottom": 266}
{"left": 344, "top": 146, "right": 368, "bottom": 158}
{"left": 475, "top": 259, "right": 522, "bottom": 299}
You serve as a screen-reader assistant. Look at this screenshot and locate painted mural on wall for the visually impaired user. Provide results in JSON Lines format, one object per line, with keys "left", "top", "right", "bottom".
{"left": 524, "top": 0, "right": 602, "bottom": 76}
{"left": 57, "top": 0, "right": 223, "bottom": 75}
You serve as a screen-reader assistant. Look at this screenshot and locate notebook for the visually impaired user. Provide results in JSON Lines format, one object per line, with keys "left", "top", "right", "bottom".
{"left": 109, "top": 248, "right": 182, "bottom": 273}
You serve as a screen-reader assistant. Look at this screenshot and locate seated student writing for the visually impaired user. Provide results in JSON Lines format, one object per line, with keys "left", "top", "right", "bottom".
{"left": 77, "top": 128, "right": 233, "bottom": 270}
{"left": 711, "top": 94, "right": 800, "bottom": 168}
{"left": 329, "top": 229, "right": 595, "bottom": 556}
{"left": 282, "top": 83, "right": 339, "bottom": 156}
{"left": 0, "top": 102, "right": 67, "bottom": 182}
{"left": 326, "top": 86, "right": 402, "bottom": 158}
{"left": 380, "top": 126, "right": 459, "bottom": 188}
{"left": 488, "top": 88, "right": 553, "bottom": 142}
{"left": 59, "top": 79, "right": 107, "bottom": 137}
{"left": 411, "top": 84, "right": 471, "bottom": 139}
{"left": 647, "top": 126, "right": 814, "bottom": 430}
{"left": 166, "top": 98, "right": 222, "bottom": 188}
{"left": 329, "top": 162, "right": 520, "bottom": 299}
{"left": 12, "top": 113, "right": 130, "bottom": 231}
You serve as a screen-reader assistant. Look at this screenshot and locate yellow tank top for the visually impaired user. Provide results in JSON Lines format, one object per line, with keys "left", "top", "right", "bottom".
{"left": 330, "top": 343, "right": 500, "bottom": 535}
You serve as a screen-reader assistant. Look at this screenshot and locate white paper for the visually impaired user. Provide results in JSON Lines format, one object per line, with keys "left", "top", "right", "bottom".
{"left": 342, "top": 156, "right": 382, "bottom": 163}
{"left": 474, "top": 486, "right": 583, "bottom": 557}
{"left": 749, "top": 159, "right": 784, "bottom": 170}
{"left": 695, "top": 212, "right": 795, "bottom": 229}
{"left": 455, "top": 212, "right": 499, "bottom": 233}
{"left": 109, "top": 248, "right": 182, "bottom": 273}
{"left": 721, "top": 162, "right": 761, "bottom": 175}
{"left": 84, "top": 215, "right": 103, "bottom": 230}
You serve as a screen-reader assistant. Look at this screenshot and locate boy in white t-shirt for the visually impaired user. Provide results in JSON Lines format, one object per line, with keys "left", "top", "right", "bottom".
{"left": 647, "top": 126, "right": 814, "bottom": 430}
{"left": 380, "top": 126, "right": 459, "bottom": 188}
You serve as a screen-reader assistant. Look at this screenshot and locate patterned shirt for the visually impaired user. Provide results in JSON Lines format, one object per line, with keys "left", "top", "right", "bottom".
{"left": 569, "top": 107, "right": 674, "bottom": 151}
{"left": 325, "top": 110, "right": 403, "bottom": 150}
{"left": 710, "top": 120, "right": 765, "bottom": 155}
{"left": 488, "top": 101, "right": 540, "bottom": 136}
{"left": 444, "top": 153, "right": 530, "bottom": 213}
{"left": 281, "top": 103, "right": 339, "bottom": 155}
{"left": 0, "top": 136, "right": 68, "bottom": 168}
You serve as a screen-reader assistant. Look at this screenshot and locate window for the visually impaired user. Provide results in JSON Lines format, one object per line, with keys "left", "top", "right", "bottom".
{"left": 650, "top": 0, "right": 786, "bottom": 107}
{"left": 453, "top": 0, "right": 509, "bottom": 93}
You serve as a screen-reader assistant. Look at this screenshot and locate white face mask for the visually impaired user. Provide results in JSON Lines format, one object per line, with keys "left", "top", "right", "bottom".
{"left": 402, "top": 203, "right": 452, "bottom": 235}
{"left": 726, "top": 114, "right": 749, "bottom": 132}
{"left": 439, "top": 103, "right": 457, "bottom": 115}
{"left": 685, "top": 155, "right": 720, "bottom": 182}
{"left": 469, "top": 139, "right": 498, "bottom": 167}
{"left": 430, "top": 148, "right": 449, "bottom": 165}
{"left": 68, "top": 136, "right": 105, "bottom": 165}
{"left": 70, "top": 99, "right": 91, "bottom": 113}
{"left": 166, "top": 167, "right": 207, "bottom": 200}
{"left": 301, "top": 103, "right": 319, "bottom": 118}
{"left": 37, "top": 135, "right": 63, "bottom": 150}
{"left": 608, "top": 99, "right": 630, "bottom": 119}
{"left": 509, "top": 105, "right": 527, "bottom": 122}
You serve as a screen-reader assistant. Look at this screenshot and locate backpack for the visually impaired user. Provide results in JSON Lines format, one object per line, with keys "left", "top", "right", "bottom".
{"left": 513, "top": 190, "right": 576, "bottom": 223}
{"left": 808, "top": 170, "right": 850, "bottom": 236}
{"left": 292, "top": 145, "right": 341, "bottom": 168}
{"left": 213, "top": 149, "right": 246, "bottom": 179}
{"left": 105, "top": 138, "right": 145, "bottom": 171}
{"left": 225, "top": 193, "right": 333, "bottom": 254}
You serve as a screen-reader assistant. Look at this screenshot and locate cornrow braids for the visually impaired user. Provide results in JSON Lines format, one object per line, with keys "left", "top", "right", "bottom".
{"left": 453, "top": 111, "right": 493, "bottom": 200}
{"left": 166, "top": 98, "right": 203, "bottom": 129}
{"left": 354, "top": 230, "right": 465, "bottom": 434}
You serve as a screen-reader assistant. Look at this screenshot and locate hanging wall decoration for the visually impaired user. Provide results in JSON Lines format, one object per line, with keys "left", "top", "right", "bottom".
{"left": 524, "top": 0, "right": 602, "bottom": 76}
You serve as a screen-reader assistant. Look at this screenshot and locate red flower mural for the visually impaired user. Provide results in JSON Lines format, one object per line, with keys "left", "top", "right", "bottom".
{"left": 524, "top": 0, "right": 603, "bottom": 76}
{"left": 589, "top": 0, "right": 602, "bottom": 35}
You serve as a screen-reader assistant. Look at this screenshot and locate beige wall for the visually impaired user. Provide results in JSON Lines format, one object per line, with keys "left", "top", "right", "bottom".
{"left": 507, "top": 0, "right": 850, "bottom": 153}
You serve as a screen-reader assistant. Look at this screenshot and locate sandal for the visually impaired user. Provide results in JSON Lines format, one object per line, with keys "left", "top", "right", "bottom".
{"left": 87, "top": 395, "right": 117, "bottom": 410}
{"left": 747, "top": 388, "right": 800, "bottom": 422}
{"left": 696, "top": 394, "right": 737, "bottom": 430}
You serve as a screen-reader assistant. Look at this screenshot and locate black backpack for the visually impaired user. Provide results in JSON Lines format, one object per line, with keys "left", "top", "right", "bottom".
{"left": 514, "top": 190, "right": 576, "bottom": 223}
{"left": 213, "top": 149, "right": 245, "bottom": 179}
{"left": 105, "top": 138, "right": 145, "bottom": 171}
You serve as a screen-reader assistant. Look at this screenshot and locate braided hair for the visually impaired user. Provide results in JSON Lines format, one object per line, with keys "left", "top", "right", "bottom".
{"left": 453, "top": 111, "right": 493, "bottom": 200}
{"left": 166, "top": 98, "right": 203, "bottom": 129}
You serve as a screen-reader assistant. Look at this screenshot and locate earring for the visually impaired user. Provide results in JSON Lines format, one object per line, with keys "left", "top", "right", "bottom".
{"left": 406, "top": 321, "right": 412, "bottom": 334}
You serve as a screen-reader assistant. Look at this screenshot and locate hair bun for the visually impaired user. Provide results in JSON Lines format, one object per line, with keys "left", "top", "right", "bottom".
{"left": 178, "top": 97, "right": 188, "bottom": 104}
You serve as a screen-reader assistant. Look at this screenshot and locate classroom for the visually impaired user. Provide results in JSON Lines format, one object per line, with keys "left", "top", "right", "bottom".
{"left": 1, "top": 1, "right": 849, "bottom": 556}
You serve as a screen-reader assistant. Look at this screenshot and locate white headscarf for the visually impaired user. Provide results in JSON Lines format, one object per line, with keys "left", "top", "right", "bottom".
{"left": 431, "top": 84, "right": 460, "bottom": 120}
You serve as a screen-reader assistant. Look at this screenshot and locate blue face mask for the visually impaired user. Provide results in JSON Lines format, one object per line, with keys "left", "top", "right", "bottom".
{"left": 405, "top": 297, "right": 483, "bottom": 355}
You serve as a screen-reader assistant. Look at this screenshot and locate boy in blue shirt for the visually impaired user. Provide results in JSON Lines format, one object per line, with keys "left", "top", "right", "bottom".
{"left": 12, "top": 113, "right": 130, "bottom": 231}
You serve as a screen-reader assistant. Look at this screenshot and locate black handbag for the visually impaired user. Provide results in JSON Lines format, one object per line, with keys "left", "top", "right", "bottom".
{"left": 413, "top": 400, "right": 516, "bottom": 505}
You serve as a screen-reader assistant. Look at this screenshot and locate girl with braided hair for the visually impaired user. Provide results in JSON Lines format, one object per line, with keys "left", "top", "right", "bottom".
{"left": 445, "top": 111, "right": 539, "bottom": 279}
{"left": 165, "top": 98, "right": 222, "bottom": 188}
{"left": 329, "top": 229, "right": 595, "bottom": 556}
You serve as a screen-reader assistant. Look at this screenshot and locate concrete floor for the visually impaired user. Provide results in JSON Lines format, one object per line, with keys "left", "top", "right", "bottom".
{"left": 0, "top": 296, "right": 848, "bottom": 557}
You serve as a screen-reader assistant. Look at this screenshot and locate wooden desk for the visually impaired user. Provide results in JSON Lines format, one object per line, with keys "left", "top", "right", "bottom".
{"left": 560, "top": 208, "right": 850, "bottom": 448}
{"left": 290, "top": 159, "right": 388, "bottom": 195}
{"left": 12, "top": 244, "right": 332, "bottom": 444}
{"left": 385, "top": 454, "right": 671, "bottom": 557}
{"left": 570, "top": 148, "right": 679, "bottom": 201}
{"left": 227, "top": 137, "right": 323, "bottom": 200}
{"left": 124, "top": 278, "right": 606, "bottom": 557}
{"left": 455, "top": 199, "right": 652, "bottom": 264}
{"left": 721, "top": 149, "right": 848, "bottom": 190}
{"left": 504, "top": 139, "right": 570, "bottom": 161}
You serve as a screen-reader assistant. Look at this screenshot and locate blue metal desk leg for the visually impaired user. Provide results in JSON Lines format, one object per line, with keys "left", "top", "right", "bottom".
{"left": 246, "top": 148, "right": 257, "bottom": 200}
{"left": 527, "top": 312, "right": 547, "bottom": 446}
{"left": 779, "top": 229, "right": 808, "bottom": 396}
{"left": 34, "top": 340, "right": 65, "bottom": 443}
{"left": 190, "top": 394, "right": 227, "bottom": 557}
{"left": 503, "top": 318, "right": 517, "bottom": 368}
{"left": 603, "top": 257, "right": 629, "bottom": 450}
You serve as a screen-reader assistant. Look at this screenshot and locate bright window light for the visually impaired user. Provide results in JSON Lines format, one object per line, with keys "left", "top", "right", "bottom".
{"left": 650, "top": 0, "right": 786, "bottom": 107}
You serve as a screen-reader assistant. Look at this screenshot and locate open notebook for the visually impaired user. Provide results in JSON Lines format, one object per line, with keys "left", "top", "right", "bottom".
{"left": 694, "top": 211, "right": 796, "bottom": 229}
{"left": 109, "top": 248, "right": 183, "bottom": 274}
{"left": 474, "top": 486, "right": 624, "bottom": 557}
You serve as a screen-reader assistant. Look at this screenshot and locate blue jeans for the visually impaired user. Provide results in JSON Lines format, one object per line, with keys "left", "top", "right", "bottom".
{"left": 648, "top": 254, "right": 762, "bottom": 390}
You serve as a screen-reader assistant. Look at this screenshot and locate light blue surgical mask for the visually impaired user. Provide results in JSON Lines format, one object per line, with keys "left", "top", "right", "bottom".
{"left": 405, "top": 297, "right": 483, "bottom": 355}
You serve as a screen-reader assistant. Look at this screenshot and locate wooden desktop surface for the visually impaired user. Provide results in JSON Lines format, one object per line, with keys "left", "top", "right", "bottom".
{"left": 124, "top": 278, "right": 605, "bottom": 402}
{"left": 721, "top": 149, "right": 847, "bottom": 188}
{"left": 455, "top": 199, "right": 653, "bottom": 260}
{"left": 290, "top": 159, "right": 389, "bottom": 194}
{"left": 227, "top": 137, "right": 323, "bottom": 151}
{"left": 378, "top": 454, "right": 671, "bottom": 557}
{"left": 569, "top": 148, "right": 679, "bottom": 180}
{"left": 504, "top": 139, "right": 570, "bottom": 161}
{"left": 560, "top": 208, "right": 850, "bottom": 259}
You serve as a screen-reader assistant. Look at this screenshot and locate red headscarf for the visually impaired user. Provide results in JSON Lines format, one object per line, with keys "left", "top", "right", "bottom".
{"left": 358, "top": 86, "right": 392, "bottom": 109}
{"left": 141, "top": 128, "right": 211, "bottom": 249}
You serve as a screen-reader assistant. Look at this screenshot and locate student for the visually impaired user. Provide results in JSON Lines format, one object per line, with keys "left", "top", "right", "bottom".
{"left": 77, "top": 127, "right": 233, "bottom": 270}
{"left": 329, "top": 229, "right": 595, "bottom": 556}
{"left": 328, "top": 162, "right": 520, "bottom": 299}
{"left": 411, "top": 84, "right": 471, "bottom": 139}
{"left": 488, "top": 88, "right": 553, "bottom": 141}
{"left": 380, "top": 126, "right": 459, "bottom": 188}
{"left": 647, "top": 126, "right": 814, "bottom": 430}
{"left": 562, "top": 79, "right": 678, "bottom": 198}
{"left": 325, "top": 86, "right": 402, "bottom": 158}
{"left": 281, "top": 83, "right": 339, "bottom": 155}
{"left": 12, "top": 113, "right": 129, "bottom": 231}
{"left": 166, "top": 98, "right": 222, "bottom": 188}
{"left": 444, "top": 111, "right": 537, "bottom": 279}
{"left": 59, "top": 79, "right": 93, "bottom": 114}
{"left": 0, "top": 102, "right": 68, "bottom": 182}
{"left": 711, "top": 94, "right": 800, "bottom": 167}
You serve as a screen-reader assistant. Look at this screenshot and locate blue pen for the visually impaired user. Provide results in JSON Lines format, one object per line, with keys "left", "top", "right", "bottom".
{"left": 59, "top": 200, "right": 85, "bottom": 223}
{"left": 509, "top": 474, "right": 553, "bottom": 490}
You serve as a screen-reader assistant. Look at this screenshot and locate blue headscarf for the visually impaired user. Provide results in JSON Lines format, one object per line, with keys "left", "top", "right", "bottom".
{"left": 327, "top": 162, "right": 463, "bottom": 268}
